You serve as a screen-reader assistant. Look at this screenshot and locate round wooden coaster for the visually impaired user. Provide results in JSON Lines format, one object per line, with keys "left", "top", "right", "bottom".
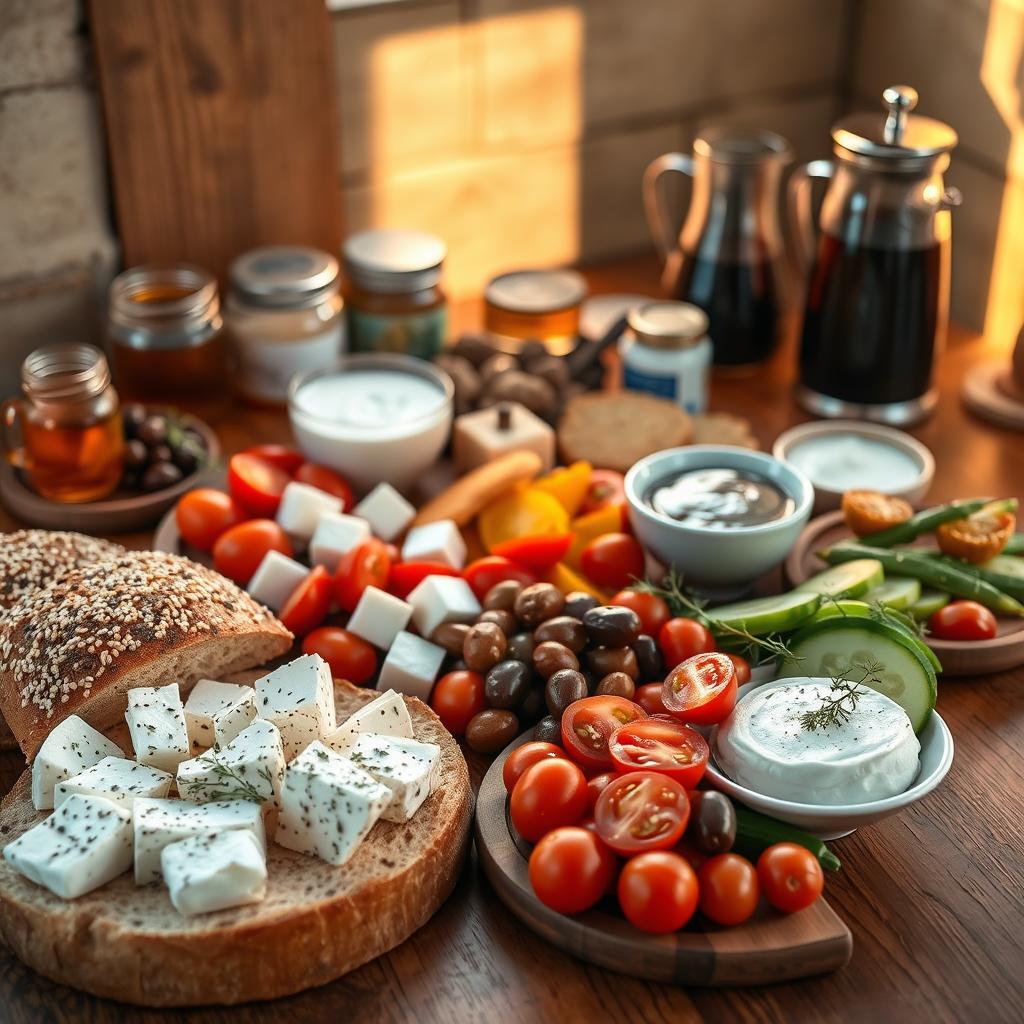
{"left": 962, "top": 362, "right": 1024, "bottom": 431}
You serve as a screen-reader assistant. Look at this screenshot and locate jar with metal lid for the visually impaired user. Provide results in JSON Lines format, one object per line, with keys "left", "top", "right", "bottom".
{"left": 227, "top": 246, "right": 345, "bottom": 405}
{"left": 107, "top": 265, "right": 228, "bottom": 408}
{"left": 484, "top": 269, "right": 587, "bottom": 356}
{"left": 620, "top": 301, "right": 711, "bottom": 414}
{"left": 343, "top": 229, "right": 447, "bottom": 358}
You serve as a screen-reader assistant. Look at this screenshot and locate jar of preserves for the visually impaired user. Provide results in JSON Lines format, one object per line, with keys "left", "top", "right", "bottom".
{"left": 484, "top": 269, "right": 587, "bottom": 356}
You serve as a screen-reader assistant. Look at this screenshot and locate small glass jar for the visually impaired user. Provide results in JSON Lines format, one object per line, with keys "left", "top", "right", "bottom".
{"left": 107, "top": 265, "right": 228, "bottom": 408}
{"left": 620, "top": 301, "right": 712, "bottom": 414}
{"left": 343, "top": 229, "right": 448, "bottom": 359}
{"left": 227, "top": 246, "right": 345, "bottom": 406}
{"left": 2, "top": 343, "right": 124, "bottom": 502}
{"left": 484, "top": 269, "right": 587, "bottom": 356}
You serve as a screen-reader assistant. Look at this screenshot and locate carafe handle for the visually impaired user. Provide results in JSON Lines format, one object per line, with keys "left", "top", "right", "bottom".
{"left": 642, "top": 152, "right": 694, "bottom": 263}
{"left": 788, "top": 159, "right": 834, "bottom": 271}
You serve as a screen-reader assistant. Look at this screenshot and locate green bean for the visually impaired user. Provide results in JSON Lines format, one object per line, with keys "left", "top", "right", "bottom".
{"left": 861, "top": 498, "right": 999, "bottom": 547}
{"left": 1004, "top": 533, "right": 1024, "bottom": 556}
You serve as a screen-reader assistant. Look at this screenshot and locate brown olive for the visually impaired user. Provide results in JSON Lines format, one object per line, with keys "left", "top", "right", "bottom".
{"left": 506, "top": 631, "right": 535, "bottom": 663}
{"left": 583, "top": 605, "right": 641, "bottom": 647}
{"left": 518, "top": 339, "right": 550, "bottom": 366}
{"left": 532, "top": 715, "right": 563, "bottom": 746}
{"left": 149, "top": 443, "right": 174, "bottom": 465}
{"left": 518, "top": 685, "right": 547, "bottom": 724}
{"left": 479, "top": 353, "right": 520, "bottom": 385}
{"left": 122, "top": 403, "right": 148, "bottom": 437}
{"left": 431, "top": 621, "right": 471, "bottom": 657}
{"left": 142, "top": 461, "right": 183, "bottom": 491}
{"left": 484, "top": 660, "right": 531, "bottom": 709}
{"left": 434, "top": 352, "right": 481, "bottom": 414}
{"left": 596, "top": 672, "right": 636, "bottom": 699}
{"left": 514, "top": 583, "right": 565, "bottom": 625}
{"left": 587, "top": 646, "right": 639, "bottom": 680}
{"left": 465, "top": 709, "right": 519, "bottom": 754}
{"left": 483, "top": 579, "right": 523, "bottom": 612}
{"left": 463, "top": 621, "right": 507, "bottom": 673}
{"left": 534, "top": 615, "right": 587, "bottom": 653}
{"left": 563, "top": 591, "right": 599, "bottom": 619}
{"left": 123, "top": 438, "right": 149, "bottom": 470}
{"left": 171, "top": 438, "right": 205, "bottom": 475}
{"left": 451, "top": 333, "right": 500, "bottom": 368}
{"left": 533, "top": 641, "right": 579, "bottom": 679}
{"left": 687, "top": 791, "right": 736, "bottom": 854}
{"left": 482, "top": 371, "right": 557, "bottom": 421}
{"left": 544, "top": 668, "right": 588, "bottom": 717}
{"left": 477, "top": 608, "right": 517, "bottom": 635}
{"left": 137, "top": 413, "right": 169, "bottom": 446}
{"left": 632, "top": 634, "right": 664, "bottom": 682}
{"left": 529, "top": 354, "right": 570, "bottom": 392}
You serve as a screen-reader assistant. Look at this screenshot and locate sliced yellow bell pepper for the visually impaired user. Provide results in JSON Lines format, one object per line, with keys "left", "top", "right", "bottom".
{"left": 565, "top": 504, "right": 624, "bottom": 570}
{"left": 533, "top": 461, "right": 592, "bottom": 518}
{"left": 546, "top": 562, "right": 610, "bottom": 602}
{"left": 478, "top": 488, "right": 570, "bottom": 552}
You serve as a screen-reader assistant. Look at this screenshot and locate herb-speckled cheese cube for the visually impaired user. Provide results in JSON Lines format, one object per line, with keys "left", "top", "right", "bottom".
{"left": 161, "top": 830, "right": 267, "bottom": 917}
{"left": 183, "top": 680, "right": 257, "bottom": 749}
{"left": 346, "top": 733, "right": 440, "bottom": 822}
{"left": 254, "top": 653, "right": 337, "bottom": 760}
{"left": 125, "top": 683, "right": 191, "bottom": 773}
{"left": 30, "top": 714, "right": 124, "bottom": 811}
{"left": 55, "top": 757, "right": 172, "bottom": 812}
{"left": 376, "top": 631, "right": 446, "bottom": 702}
{"left": 325, "top": 689, "right": 415, "bottom": 754}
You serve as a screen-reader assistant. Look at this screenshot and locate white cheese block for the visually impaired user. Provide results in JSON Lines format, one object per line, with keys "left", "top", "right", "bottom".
{"left": 376, "top": 631, "right": 446, "bottom": 702}
{"left": 55, "top": 757, "right": 172, "bottom": 812}
{"left": 3, "top": 794, "right": 132, "bottom": 899}
{"left": 346, "top": 586, "right": 413, "bottom": 650}
{"left": 401, "top": 520, "right": 467, "bottom": 569}
{"left": 353, "top": 483, "right": 415, "bottom": 542}
{"left": 254, "top": 653, "right": 337, "bottom": 760}
{"left": 176, "top": 719, "right": 285, "bottom": 809}
{"left": 161, "top": 830, "right": 267, "bottom": 917}
{"left": 276, "top": 481, "right": 342, "bottom": 542}
{"left": 346, "top": 733, "right": 440, "bottom": 822}
{"left": 30, "top": 714, "right": 124, "bottom": 811}
{"left": 183, "top": 679, "right": 257, "bottom": 749}
{"left": 406, "top": 575, "right": 481, "bottom": 638}
{"left": 246, "top": 550, "right": 308, "bottom": 613}
{"left": 125, "top": 683, "right": 191, "bottom": 774}
{"left": 275, "top": 741, "right": 390, "bottom": 866}
{"left": 325, "top": 689, "right": 415, "bottom": 755}
{"left": 133, "top": 797, "right": 266, "bottom": 885}
{"left": 308, "top": 512, "right": 371, "bottom": 572}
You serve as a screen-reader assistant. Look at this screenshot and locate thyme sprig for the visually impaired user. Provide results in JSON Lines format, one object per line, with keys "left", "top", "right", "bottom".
{"left": 798, "top": 657, "right": 884, "bottom": 732}
{"left": 178, "top": 752, "right": 273, "bottom": 804}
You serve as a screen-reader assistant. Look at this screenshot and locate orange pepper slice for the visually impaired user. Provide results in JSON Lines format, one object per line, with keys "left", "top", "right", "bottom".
{"left": 533, "top": 461, "right": 593, "bottom": 518}
{"left": 478, "top": 488, "right": 570, "bottom": 552}
{"left": 545, "top": 561, "right": 610, "bottom": 602}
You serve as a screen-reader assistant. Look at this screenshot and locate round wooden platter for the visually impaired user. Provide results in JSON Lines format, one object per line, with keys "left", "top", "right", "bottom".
{"left": 786, "top": 510, "right": 1024, "bottom": 677}
{"left": 474, "top": 733, "right": 852, "bottom": 987}
{"left": 0, "top": 679, "right": 473, "bottom": 1007}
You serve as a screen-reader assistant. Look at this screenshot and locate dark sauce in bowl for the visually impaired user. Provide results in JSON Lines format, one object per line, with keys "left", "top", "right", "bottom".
{"left": 646, "top": 467, "right": 795, "bottom": 529}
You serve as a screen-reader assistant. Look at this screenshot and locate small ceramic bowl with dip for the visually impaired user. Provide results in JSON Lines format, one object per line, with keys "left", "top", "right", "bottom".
{"left": 625, "top": 446, "right": 814, "bottom": 590}
{"left": 773, "top": 420, "right": 934, "bottom": 514}
{"left": 288, "top": 354, "right": 454, "bottom": 492}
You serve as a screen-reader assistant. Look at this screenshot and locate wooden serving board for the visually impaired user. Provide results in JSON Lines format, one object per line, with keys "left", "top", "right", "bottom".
{"left": 474, "top": 734, "right": 852, "bottom": 987}
{"left": 786, "top": 510, "right": 1024, "bottom": 677}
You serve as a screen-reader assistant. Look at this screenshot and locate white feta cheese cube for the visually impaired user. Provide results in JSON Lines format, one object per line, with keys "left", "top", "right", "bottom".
{"left": 334, "top": 689, "right": 415, "bottom": 746}
{"left": 133, "top": 797, "right": 266, "bottom": 885}
{"left": 308, "top": 512, "right": 371, "bottom": 571}
{"left": 407, "top": 575, "right": 481, "bottom": 638}
{"left": 353, "top": 483, "right": 415, "bottom": 542}
{"left": 176, "top": 720, "right": 285, "bottom": 809}
{"left": 125, "top": 683, "right": 191, "bottom": 774}
{"left": 183, "top": 679, "right": 257, "bottom": 749}
{"left": 346, "top": 585, "right": 413, "bottom": 649}
{"left": 246, "top": 550, "right": 308, "bottom": 613}
{"left": 275, "top": 741, "right": 390, "bottom": 865}
{"left": 3, "top": 794, "right": 132, "bottom": 899}
{"left": 254, "top": 653, "right": 337, "bottom": 760}
{"left": 161, "top": 830, "right": 267, "bottom": 917}
{"left": 376, "top": 631, "right": 445, "bottom": 702}
{"left": 346, "top": 733, "right": 441, "bottom": 822}
{"left": 55, "top": 757, "right": 172, "bottom": 812}
{"left": 276, "top": 481, "right": 342, "bottom": 542}
{"left": 31, "top": 714, "right": 123, "bottom": 811}
{"left": 401, "top": 520, "right": 467, "bottom": 569}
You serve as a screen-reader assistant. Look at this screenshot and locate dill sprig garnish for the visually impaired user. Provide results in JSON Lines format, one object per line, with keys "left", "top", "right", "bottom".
{"left": 178, "top": 752, "right": 273, "bottom": 804}
{"left": 798, "top": 657, "right": 884, "bottom": 732}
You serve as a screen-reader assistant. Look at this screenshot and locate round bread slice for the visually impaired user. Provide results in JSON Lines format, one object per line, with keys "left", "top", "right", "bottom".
{"left": 0, "top": 550, "right": 293, "bottom": 760}
{"left": 0, "top": 681, "right": 472, "bottom": 1006}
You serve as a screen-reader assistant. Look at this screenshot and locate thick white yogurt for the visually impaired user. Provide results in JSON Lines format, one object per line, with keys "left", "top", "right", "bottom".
{"left": 714, "top": 677, "right": 920, "bottom": 806}
{"left": 787, "top": 434, "right": 921, "bottom": 493}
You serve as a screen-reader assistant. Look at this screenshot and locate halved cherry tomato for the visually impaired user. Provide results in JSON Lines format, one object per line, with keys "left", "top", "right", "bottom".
{"left": 579, "top": 469, "right": 627, "bottom": 518}
{"left": 586, "top": 771, "right": 617, "bottom": 812}
{"left": 658, "top": 617, "right": 716, "bottom": 668}
{"left": 388, "top": 560, "right": 461, "bottom": 599}
{"left": 491, "top": 533, "right": 573, "bottom": 572}
{"left": 302, "top": 626, "right": 377, "bottom": 685}
{"left": 463, "top": 556, "right": 536, "bottom": 600}
{"left": 294, "top": 462, "right": 354, "bottom": 510}
{"left": 213, "top": 519, "right": 293, "bottom": 584}
{"left": 842, "top": 489, "right": 913, "bottom": 537}
{"left": 928, "top": 600, "right": 998, "bottom": 641}
{"left": 279, "top": 566, "right": 332, "bottom": 636}
{"left": 726, "top": 652, "right": 752, "bottom": 685}
{"left": 662, "top": 652, "right": 738, "bottom": 726}
{"left": 936, "top": 508, "right": 1016, "bottom": 564}
{"left": 240, "top": 444, "right": 303, "bottom": 475}
{"left": 175, "top": 488, "right": 246, "bottom": 551}
{"left": 634, "top": 682, "right": 669, "bottom": 716}
{"left": 698, "top": 853, "right": 759, "bottom": 926}
{"left": 334, "top": 539, "right": 392, "bottom": 611}
{"left": 609, "top": 590, "right": 671, "bottom": 637}
{"left": 594, "top": 771, "right": 689, "bottom": 855}
{"left": 618, "top": 851, "right": 698, "bottom": 933}
{"left": 503, "top": 741, "right": 566, "bottom": 793}
{"left": 227, "top": 453, "right": 291, "bottom": 517}
{"left": 430, "top": 670, "right": 485, "bottom": 735}
{"left": 560, "top": 695, "right": 647, "bottom": 770}
{"left": 609, "top": 716, "right": 710, "bottom": 788}
{"left": 529, "top": 826, "right": 617, "bottom": 915}
{"left": 510, "top": 758, "right": 589, "bottom": 843}
{"left": 757, "top": 842, "right": 824, "bottom": 913}
{"left": 580, "top": 533, "right": 645, "bottom": 592}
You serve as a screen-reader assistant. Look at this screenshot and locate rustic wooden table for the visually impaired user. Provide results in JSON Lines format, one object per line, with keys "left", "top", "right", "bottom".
{"left": 1, "top": 258, "right": 1022, "bottom": 1023}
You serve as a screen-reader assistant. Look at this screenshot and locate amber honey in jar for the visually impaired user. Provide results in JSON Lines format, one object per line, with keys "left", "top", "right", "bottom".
{"left": 2, "top": 343, "right": 124, "bottom": 502}
{"left": 484, "top": 269, "right": 587, "bottom": 356}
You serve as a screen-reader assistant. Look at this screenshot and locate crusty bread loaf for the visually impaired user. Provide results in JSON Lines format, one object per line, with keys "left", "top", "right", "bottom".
{"left": 0, "top": 550, "right": 293, "bottom": 760}
{"left": 0, "top": 681, "right": 472, "bottom": 1006}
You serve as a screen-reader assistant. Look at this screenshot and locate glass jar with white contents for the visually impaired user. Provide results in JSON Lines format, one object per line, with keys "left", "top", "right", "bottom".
{"left": 227, "top": 246, "right": 345, "bottom": 406}
{"left": 620, "top": 301, "right": 712, "bottom": 414}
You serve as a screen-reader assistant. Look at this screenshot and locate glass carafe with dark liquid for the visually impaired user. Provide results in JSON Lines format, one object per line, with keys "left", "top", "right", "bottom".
{"left": 643, "top": 129, "right": 793, "bottom": 368}
{"left": 791, "top": 86, "right": 961, "bottom": 424}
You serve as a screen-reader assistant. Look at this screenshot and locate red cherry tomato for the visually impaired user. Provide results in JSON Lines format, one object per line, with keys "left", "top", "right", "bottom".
{"left": 609, "top": 590, "right": 671, "bottom": 637}
{"left": 617, "top": 851, "right": 699, "bottom": 934}
{"left": 491, "top": 533, "right": 573, "bottom": 572}
{"left": 175, "top": 488, "right": 247, "bottom": 551}
{"left": 928, "top": 600, "right": 998, "bottom": 641}
{"left": 757, "top": 842, "right": 824, "bottom": 913}
{"left": 634, "top": 682, "right": 669, "bottom": 716}
{"left": 658, "top": 617, "right": 716, "bottom": 668}
{"left": 388, "top": 561, "right": 461, "bottom": 599}
{"left": 502, "top": 742, "right": 567, "bottom": 793}
{"left": 430, "top": 670, "right": 485, "bottom": 735}
{"left": 560, "top": 695, "right": 647, "bottom": 771}
{"left": 227, "top": 453, "right": 291, "bottom": 517}
{"left": 594, "top": 771, "right": 689, "bottom": 855}
{"left": 726, "top": 652, "right": 752, "bottom": 685}
{"left": 302, "top": 627, "right": 377, "bottom": 685}
{"left": 609, "top": 716, "right": 709, "bottom": 788}
{"left": 662, "top": 652, "right": 738, "bottom": 726}
{"left": 212, "top": 519, "right": 293, "bottom": 585}
{"left": 698, "top": 853, "right": 759, "bottom": 926}
{"left": 240, "top": 444, "right": 304, "bottom": 475}
{"left": 529, "top": 827, "right": 618, "bottom": 915}
{"left": 293, "top": 462, "right": 354, "bottom": 510}
{"left": 579, "top": 469, "right": 627, "bottom": 518}
{"left": 580, "top": 533, "right": 645, "bottom": 592}
{"left": 463, "top": 556, "right": 537, "bottom": 600}
{"left": 278, "top": 566, "right": 332, "bottom": 637}
{"left": 510, "top": 758, "right": 589, "bottom": 843}
{"left": 334, "top": 539, "right": 392, "bottom": 612}
{"left": 586, "top": 771, "right": 616, "bottom": 813}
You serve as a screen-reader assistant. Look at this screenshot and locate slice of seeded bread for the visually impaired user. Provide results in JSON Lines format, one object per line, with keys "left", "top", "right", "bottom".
{"left": 0, "top": 680, "right": 472, "bottom": 1006}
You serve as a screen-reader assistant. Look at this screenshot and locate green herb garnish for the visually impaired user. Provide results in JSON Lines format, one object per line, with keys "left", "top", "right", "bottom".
{"left": 798, "top": 658, "right": 883, "bottom": 732}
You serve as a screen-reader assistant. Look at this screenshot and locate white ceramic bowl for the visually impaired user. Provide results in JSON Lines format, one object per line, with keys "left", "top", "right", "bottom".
{"left": 704, "top": 683, "right": 954, "bottom": 840}
{"left": 624, "top": 446, "right": 814, "bottom": 589}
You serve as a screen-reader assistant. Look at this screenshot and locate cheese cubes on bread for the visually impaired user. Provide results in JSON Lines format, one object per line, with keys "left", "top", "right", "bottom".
{"left": 255, "top": 654, "right": 337, "bottom": 760}
{"left": 125, "top": 683, "right": 191, "bottom": 773}
{"left": 161, "top": 830, "right": 267, "bottom": 917}
{"left": 55, "top": 757, "right": 172, "bottom": 812}
{"left": 31, "top": 714, "right": 124, "bottom": 811}
{"left": 183, "top": 680, "right": 257, "bottom": 749}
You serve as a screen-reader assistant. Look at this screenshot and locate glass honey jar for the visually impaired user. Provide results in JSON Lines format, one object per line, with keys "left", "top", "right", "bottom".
{"left": 484, "top": 269, "right": 587, "bottom": 356}
{"left": 2, "top": 343, "right": 124, "bottom": 502}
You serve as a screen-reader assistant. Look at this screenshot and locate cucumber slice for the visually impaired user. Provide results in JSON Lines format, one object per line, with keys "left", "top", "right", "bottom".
{"left": 794, "top": 559, "right": 884, "bottom": 599}
{"left": 706, "top": 591, "right": 821, "bottom": 636}
{"left": 863, "top": 576, "right": 922, "bottom": 611}
{"left": 779, "top": 618, "right": 937, "bottom": 733}
{"left": 909, "top": 589, "right": 951, "bottom": 621}
{"left": 807, "top": 600, "right": 872, "bottom": 626}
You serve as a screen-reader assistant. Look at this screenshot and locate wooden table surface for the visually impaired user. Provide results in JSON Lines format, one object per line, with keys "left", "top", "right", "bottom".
{"left": 1, "top": 257, "right": 1022, "bottom": 1024}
